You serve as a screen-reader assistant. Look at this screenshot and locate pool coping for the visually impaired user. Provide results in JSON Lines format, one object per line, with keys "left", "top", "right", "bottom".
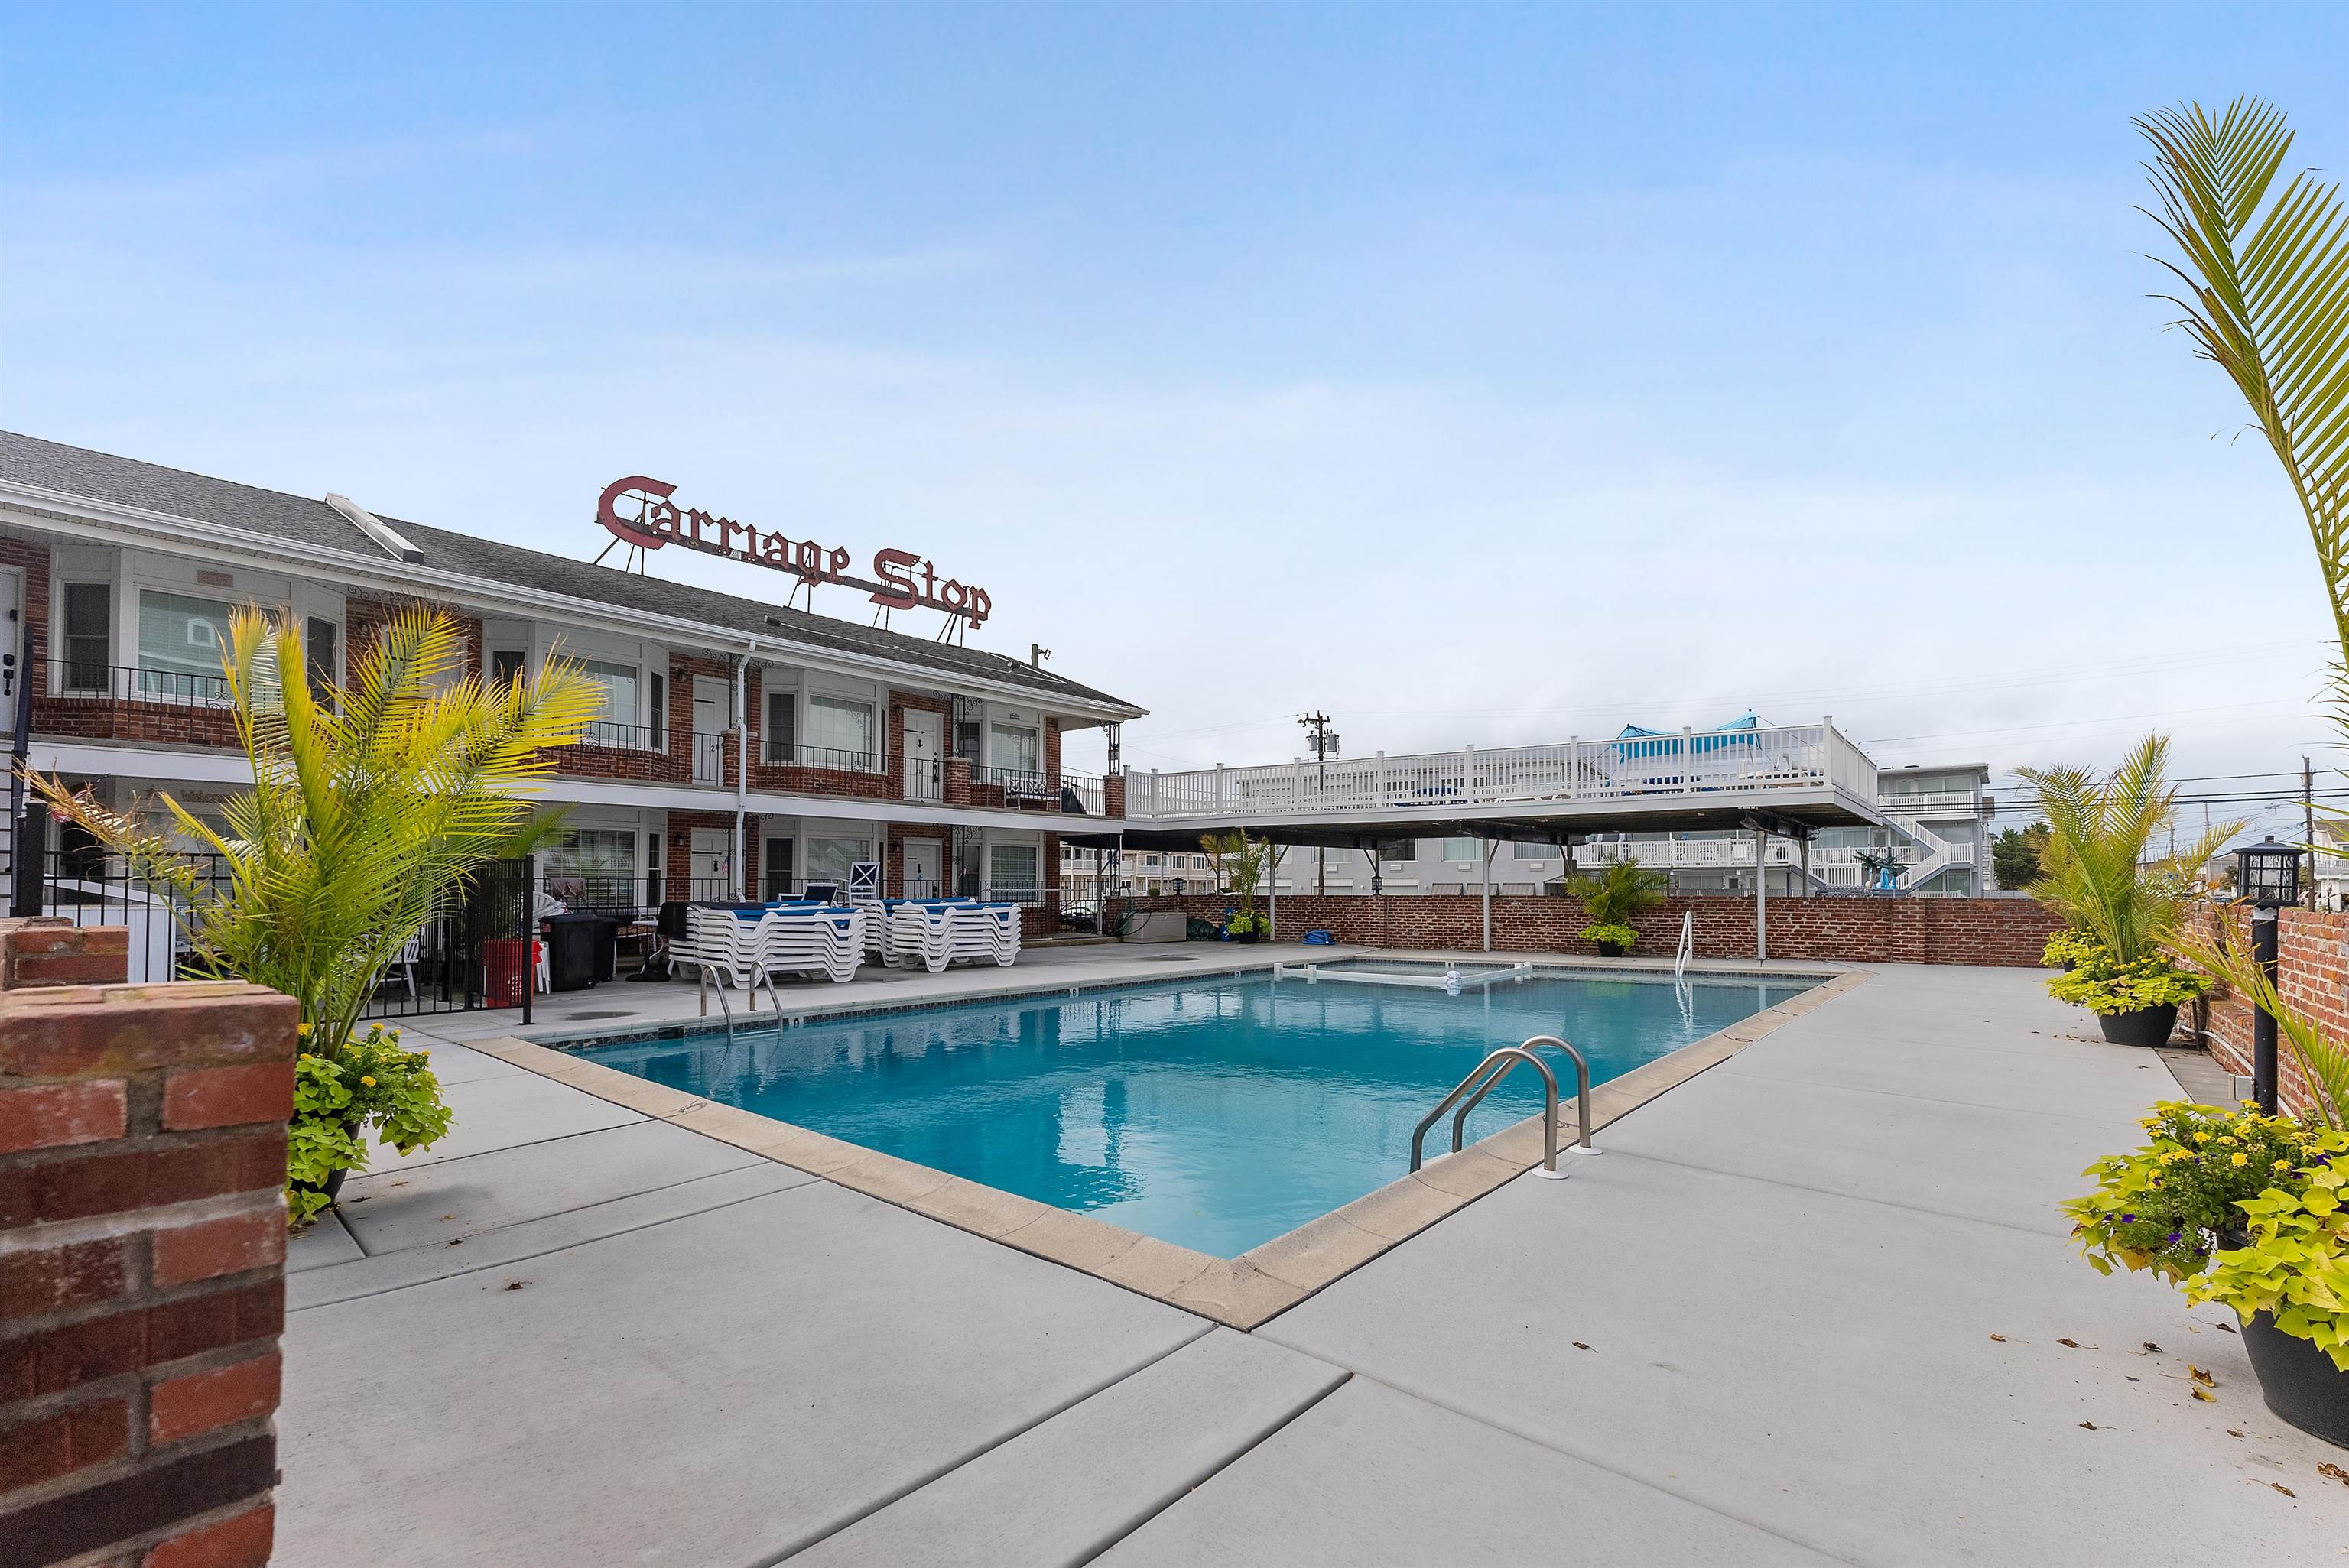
{"left": 453, "top": 961, "right": 1870, "bottom": 1330}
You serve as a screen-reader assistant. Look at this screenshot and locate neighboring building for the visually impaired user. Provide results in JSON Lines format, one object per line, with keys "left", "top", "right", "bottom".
{"left": 1100, "top": 748, "right": 1994, "bottom": 899}
{"left": 0, "top": 433, "right": 1144, "bottom": 925}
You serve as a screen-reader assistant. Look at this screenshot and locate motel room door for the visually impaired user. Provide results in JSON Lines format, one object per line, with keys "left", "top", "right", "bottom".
{"left": 904, "top": 838, "right": 943, "bottom": 898}
{"left": 689, "top": 828, "right": 730, "bottom": 899}
{"left": 691, "top": 677, "right": 729, "bottom": 786}
{"left": 902, "top": 709, "right": 944, "bottom": 801}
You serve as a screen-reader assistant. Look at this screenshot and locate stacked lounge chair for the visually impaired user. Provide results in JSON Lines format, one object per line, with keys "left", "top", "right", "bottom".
{"left": 678, "top": 901, "right": 866, "bottom": 991}
{"left": 842, "top": 883, "right": 1023, "bottom": 972}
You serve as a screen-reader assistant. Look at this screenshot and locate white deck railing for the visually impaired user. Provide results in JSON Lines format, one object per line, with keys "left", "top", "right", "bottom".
{"left": 1125, "top": 721, "right": 1878, "bottom": 823}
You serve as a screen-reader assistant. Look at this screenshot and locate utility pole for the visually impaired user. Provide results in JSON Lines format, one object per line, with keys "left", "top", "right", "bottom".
{"left": 2306, "top": 755, "right": 2318, "bottom": 909}
{"left": 1298, "top": 712, "right": 1339, "bottom": 896}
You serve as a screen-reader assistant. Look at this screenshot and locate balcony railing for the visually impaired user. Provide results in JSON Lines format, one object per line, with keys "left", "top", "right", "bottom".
{"left": 44, "top": 660, "right": 236, "bottom": 706}
{"left": 759, "top": 742, "right": 889, "bottom": 775}
{"left": 1126, "top": 722, "right": 1878, "bottom": 822}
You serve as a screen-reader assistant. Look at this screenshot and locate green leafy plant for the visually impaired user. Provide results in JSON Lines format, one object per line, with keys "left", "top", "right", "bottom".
{"left": 287, "top": 1024, "right": 450, "bottom": 1226}
{"left": 2045, "top": 943, "right": 2211, "bottom": 1016}
{"left": 1223, "top": 907, "right": 1268, "bottom": 938}
{"left": 1568, "top": 859, "right": 1665, "bottom": 931}
{"left": 1578, "top": 921, "right": 1639, "bottom": 952}
{"left": 2188, "top": 1156, "right": 2349, "bottom": 1371}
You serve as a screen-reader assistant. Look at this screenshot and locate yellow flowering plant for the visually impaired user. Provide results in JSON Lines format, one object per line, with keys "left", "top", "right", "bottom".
{"left": 286, "top": 1024, "right": 450, "bottom": 1226}
{"left": 2065, "top": 1101, "right": 2341, "bottom": 1281}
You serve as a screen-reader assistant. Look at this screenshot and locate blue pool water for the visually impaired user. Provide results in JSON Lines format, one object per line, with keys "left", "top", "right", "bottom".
{"left": 580, "top": 966, "right": 1811, "bottom": 1256}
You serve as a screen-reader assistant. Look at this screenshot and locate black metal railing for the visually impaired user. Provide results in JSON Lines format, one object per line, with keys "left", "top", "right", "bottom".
{"left": 41, "top": 660, "right": 238, "bottom": 706}
{"left": 570, "top": 719, "right": 664, "bottom": 752}
{"left": 759, "top": 742, "right": 889, "bottom": 774}
{"left": 21, "top": 846, "right": 538, "bottom": 1022}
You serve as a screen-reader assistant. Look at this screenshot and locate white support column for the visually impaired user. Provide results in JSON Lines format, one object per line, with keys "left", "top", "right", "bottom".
{"left": 1481, "top": 838, "right": 1495, "bottom": 953}
{"left": 1374, "top": 751, "right": 1388, "bottom": 803}
{"left": 1464, "top": 743, "right": 1479, "bottom": 804}
{"left": 1801, "top": 835, "right": 1811, "bottom": 898}
{"left": 1267, "top": 840, "right": 1281, "bottom": 942}
{"left": 1682, "top": 727, "right": 1696, "bottom": 794}
{"left": 1755, "top": 826, "right": 1769, "bottom": 962}
{"left": 1214, "top": 762, "right": 1226, "bottom": 811}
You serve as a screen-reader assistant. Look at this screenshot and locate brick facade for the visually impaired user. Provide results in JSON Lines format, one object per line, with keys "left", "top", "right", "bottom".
{"left": 1123, "top": 891, "right": 2064, "bottom": 966}
{"left": 0, "top": 920, "right": 291, "bottom": 1568}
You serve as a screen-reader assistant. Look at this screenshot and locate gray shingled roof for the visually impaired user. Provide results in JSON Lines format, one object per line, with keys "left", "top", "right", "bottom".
{"left": 0, "top": 431, "right": 1139, "bottom": 712}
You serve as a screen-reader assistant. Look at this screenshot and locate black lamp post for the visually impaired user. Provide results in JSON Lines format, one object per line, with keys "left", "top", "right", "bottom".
{"left": 2231, "top": 836, "right": 2302, "bottom": 1115}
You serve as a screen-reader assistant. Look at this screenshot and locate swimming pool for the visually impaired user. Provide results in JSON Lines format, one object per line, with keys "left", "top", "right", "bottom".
{"left": 578, "top": 966, "right": 1814, "bottom": 1256}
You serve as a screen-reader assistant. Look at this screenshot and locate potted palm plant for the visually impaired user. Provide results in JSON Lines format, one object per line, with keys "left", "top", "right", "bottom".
{"left": 1568, "top": 859, "right": 1665, "bottom": 956}
{"left": 2020, "top": 735, "right": 2237, "bottom": 1046}
{"left": 27, "top": 607, "right": 599, "bottom": 1225}
{"left": 1202, "top": 831, "right": 1272, "bottom": 942}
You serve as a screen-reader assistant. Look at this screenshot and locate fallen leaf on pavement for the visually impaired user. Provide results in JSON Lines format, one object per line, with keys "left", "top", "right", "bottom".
{"left": 2191, "top": 1366, "right": 2216, "bottom": 1387}
{"left": 2216, "top": 1321, "right": 2237, "bottom": 1333}
{"left": 1572, "top": 1342, "right": 1592, "bottom": 1351}
{"left": 2078, "top": 1420, "right": 2097, "bottom": 1430}
{"left": 1989, "top": 1334, "right": 2007, "bottom": 1342}
{"left": 2191, "top": 1386, "right": 2216, "bottom": 1402}
{"left": 2141, "top": 1341, "right": 2162, "bottom": 1353}
{"left": 2318, "top": 1462, "right": 2349, "bottom": 1487}
{"left": 2228, "top": 1429, "right": 2245, "bottom": 1438}
{"left": 504, "top": 1281, "right": 529, "bottom": 1292}
{"left": 2267, "top": 1482, "right": 2297, "bottom": 1498}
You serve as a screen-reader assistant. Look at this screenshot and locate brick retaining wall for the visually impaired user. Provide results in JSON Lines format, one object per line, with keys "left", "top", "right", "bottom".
{"left": 1123, "top": 893, "right": 2064, "bottom": 967}
{"left": 0, "top": 919, "right": 292, "bottom": 1568}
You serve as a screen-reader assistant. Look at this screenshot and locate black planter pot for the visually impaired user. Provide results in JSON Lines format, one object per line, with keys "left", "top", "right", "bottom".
{"left": 290, "top": 1164, "right": 349, "bottom": 1217}
{"left": 2097, "top": 1003, "right": 2178, "bottom": 1047}
{"left": 1233, "top": 930, "right": 1259, "bottom": 945}
{"left": 2242, "top": 1312, "right": 2349, "bottom": 1448}
{"left": 1594, "top": 940, "right": 1630, "bottom": 958}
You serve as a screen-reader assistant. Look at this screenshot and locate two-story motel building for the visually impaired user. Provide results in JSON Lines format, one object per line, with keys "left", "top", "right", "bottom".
{"left": 0, "top": 432, "right": 1144, "bottom": 927}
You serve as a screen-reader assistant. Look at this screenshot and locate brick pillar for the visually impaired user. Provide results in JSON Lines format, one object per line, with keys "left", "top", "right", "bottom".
{"left": 1103, "top": 774, "right": 1126, "bottom": 820}
{"left": 942, "top": 758, "right": 973, "bottom": 807}
{"left": 0, "top": 931, "right": 294, "bottom": 1568}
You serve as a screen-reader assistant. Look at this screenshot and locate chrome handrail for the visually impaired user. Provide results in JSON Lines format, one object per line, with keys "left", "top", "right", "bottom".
{"left": 1450, "top": 1034, "right": 1594, "bottom": 1160}
{"left": 1412, "top": 1044, "right": 1564, "bottom": 1178}
{"left": 1675, "top": 910, "right": 1694, "bottom": 980}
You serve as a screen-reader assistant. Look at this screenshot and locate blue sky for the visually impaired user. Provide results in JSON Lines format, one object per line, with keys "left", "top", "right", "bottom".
{"left": 5, "top": 2, "right": 2347, "bottom": 830}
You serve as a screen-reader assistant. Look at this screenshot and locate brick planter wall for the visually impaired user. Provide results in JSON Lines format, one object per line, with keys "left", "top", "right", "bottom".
{"left": 0, "top": 919, "right": 294, "bottom": 1568}
{"left": 1120, "top": 893, "right": 2064, "bottom": 967}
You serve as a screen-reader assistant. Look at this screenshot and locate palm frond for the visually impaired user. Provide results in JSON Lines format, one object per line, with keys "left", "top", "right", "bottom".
{"left": 2139, "top": 99, "right": 2349, "bottom": 713}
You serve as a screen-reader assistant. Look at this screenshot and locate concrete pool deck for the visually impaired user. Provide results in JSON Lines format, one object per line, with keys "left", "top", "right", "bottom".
{"left": 278, "top": 959, "right": 2349, "bottom": 1565}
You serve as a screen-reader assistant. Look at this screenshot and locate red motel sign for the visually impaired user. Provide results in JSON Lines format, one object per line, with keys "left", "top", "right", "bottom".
{"left": 596, "top": 475, "right": 992, "bottom": 628}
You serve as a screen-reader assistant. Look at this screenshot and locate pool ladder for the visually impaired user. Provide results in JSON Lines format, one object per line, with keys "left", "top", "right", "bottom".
{"left": 1410, "top": 1034, "right": 1601, "bottom": 1180}
{"left": 1674, "top": 910, "right": 1694, "bottom": 980}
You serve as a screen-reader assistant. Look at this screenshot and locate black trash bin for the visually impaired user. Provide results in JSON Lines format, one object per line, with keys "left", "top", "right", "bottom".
{"left": 543, "top": 912, "right": 618, "bottom": 992}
